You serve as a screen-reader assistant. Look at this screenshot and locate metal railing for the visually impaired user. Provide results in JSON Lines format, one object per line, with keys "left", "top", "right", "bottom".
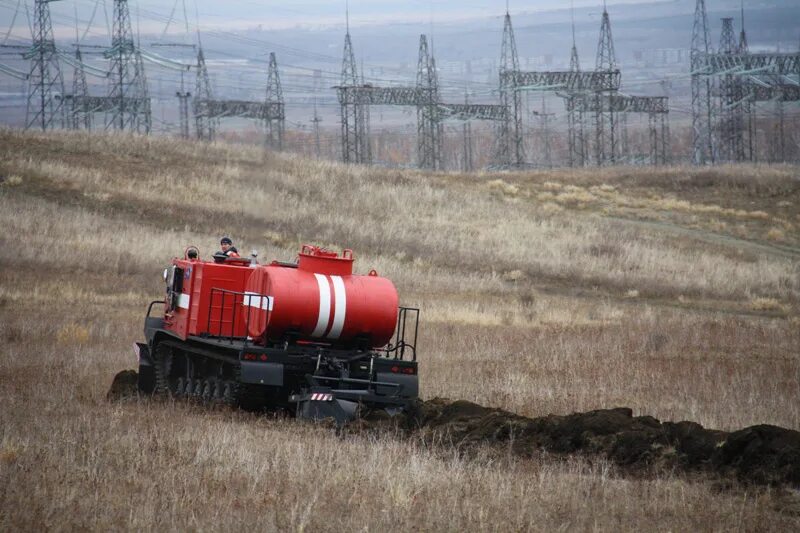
{"left": 206, "top": 288, "right": 271, "bottom": 345}
{"left": 384, "top": 306, "right": 419, "bottom": 361}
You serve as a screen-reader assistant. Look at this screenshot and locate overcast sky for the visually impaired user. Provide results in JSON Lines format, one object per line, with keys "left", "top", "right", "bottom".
{"left": 0, "top": 0, "right": 659, "bottom": 39}
{"left": 178, "top": 1, "right": 655, "bottom": 28}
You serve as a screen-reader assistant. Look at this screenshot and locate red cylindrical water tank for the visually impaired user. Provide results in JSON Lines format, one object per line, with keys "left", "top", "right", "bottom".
{"left": 244, "top": 247, "right": 398, "bottom": 348}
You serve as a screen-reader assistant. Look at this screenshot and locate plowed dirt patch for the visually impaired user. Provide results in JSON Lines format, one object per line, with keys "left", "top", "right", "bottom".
{"left": 110, "top": 370, "right": 800, "bottom": 487}
{"left": 372, "top": 399, "right": 800, "bottom": 487}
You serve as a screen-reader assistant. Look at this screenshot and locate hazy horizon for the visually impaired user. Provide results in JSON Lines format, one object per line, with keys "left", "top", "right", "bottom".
{"left": 0, "top": 0, "right": 681, "bottom": 40}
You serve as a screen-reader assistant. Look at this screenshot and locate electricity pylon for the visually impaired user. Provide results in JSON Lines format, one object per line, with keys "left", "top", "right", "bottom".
{"left": 25, "top": 0, "right": 66, "bottom": 131}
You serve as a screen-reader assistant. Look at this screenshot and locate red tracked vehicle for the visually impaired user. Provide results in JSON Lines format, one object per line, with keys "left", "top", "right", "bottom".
{"left": 135, "top": 245, "right": 419, "bottom": 423}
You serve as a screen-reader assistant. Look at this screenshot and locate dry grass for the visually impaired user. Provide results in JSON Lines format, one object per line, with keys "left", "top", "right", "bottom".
{"left": 1, "top": 127, "right": 800, "bottom": 530}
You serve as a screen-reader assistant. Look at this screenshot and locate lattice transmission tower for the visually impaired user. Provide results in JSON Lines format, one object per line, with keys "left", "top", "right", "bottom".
{"left": 690, "top": 0, "right": 715, "bottom": 164}
{"left": 340, "top": 24, "right": 367, "bottom": 163}
{"left": 265, "top": 52, "right": 284, "bottom": 150}
{"left": 432, "top": 55, "right": 444, "bottom": 167}
{"left": 71, "top": 44, "right": 91, "bottom": 130}
{"left": 594, "top": 4, "right": 618, "bottom": 165}
{"left": 718, "top": 17, "right": 747, "bottom": 162}
{"left": 738, "top": 13, "right": 748, "bottom": 52}
{"left": 335, "top": 34, "right": 506, "bottom": 171}
{"left": 462, "top": 89, "right": 474, "bottom": 172}
{"left": 194, "top": 46, "right": 216, "bottom": 141}
{"left": 738, "top": 6, "right": 754, "bottom": 161}
{"left": 152, "top": 42, "right": 194, "bottom": 139}
{"left": 538, "top": 94, "right": 554, "bottom": 168}
{"left": 416, "top": 35, "right": 442, "bottom": 170}
{"left": 769, "top": 37, "right": 795, "bottom": 162}
{"left": 311, "top": 99, "right": 322, "bottom": 158}
{"left": 176, "top": 72, "right": 191, "bottom": 139}
{"left": 494, "top": 11, "right": 525, "bottom": 168}
{"left": 566, "top": 5, "right": 587, "bottom": 167}
{"left": 359, "top": 58, "right": 372, "bottom": 164}
{"left": 105, "top": 0, "right": 151, "bottom": 133}
{"left": 25, "top": 0, "right": 66, "bottom": 131}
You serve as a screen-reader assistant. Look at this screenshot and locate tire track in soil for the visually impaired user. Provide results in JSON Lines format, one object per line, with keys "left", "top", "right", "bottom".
{"left": 604, "top": 216, "right": 800, "bottom": 261}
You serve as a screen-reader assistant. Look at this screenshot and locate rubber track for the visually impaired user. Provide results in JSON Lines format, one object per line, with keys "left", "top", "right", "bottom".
{"left": 153, "top": 340, "right": 266, "bottom": 410}
{"left": 153, "top": 343, "right": 173, "bottom": 395}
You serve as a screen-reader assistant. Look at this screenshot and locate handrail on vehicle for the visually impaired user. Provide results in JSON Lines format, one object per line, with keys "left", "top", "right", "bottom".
{"left": 384, "top": 306, "right": 419, "bottom": 361}
{"left": 146, "top": 300, "right": 166, "bottom": 319}
{"left": 207, "top": 287, "right": 271, "bottom": 347}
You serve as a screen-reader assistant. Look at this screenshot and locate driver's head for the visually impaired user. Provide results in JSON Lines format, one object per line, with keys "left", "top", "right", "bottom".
{"left": 187, "top": 248, "right": 198, "bottom": 260}
{"left": 220, "top": 237, "right": 233, "bottom": 252}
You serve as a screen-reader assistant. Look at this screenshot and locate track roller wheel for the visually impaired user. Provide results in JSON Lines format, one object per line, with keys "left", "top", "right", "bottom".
{"left": 201, "top": 380, "right": 214, "bottom": 403}
{"left": 211, "top": 381, "right": 224, "bottom": 403}
{"left": 221, "top": 381, "right": 236, "bottom": 407}
{"left": 183, "top": 378, "right": 194, "bottom": 397}
{"left": 175, "top": 377, "right": 186, "bottom": 397}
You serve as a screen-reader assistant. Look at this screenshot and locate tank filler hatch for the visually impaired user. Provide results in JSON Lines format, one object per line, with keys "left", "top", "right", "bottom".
{"left": 297, "top": 244, "right": 354, "bottom": 276}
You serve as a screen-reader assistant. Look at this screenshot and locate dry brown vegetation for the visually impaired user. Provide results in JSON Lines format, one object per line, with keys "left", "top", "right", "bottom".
{"left": 1, "top": 127, "right": 799, "bottom": 530}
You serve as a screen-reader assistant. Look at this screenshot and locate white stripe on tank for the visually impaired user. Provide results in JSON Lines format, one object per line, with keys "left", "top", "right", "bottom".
{"left": 311, "top": 273, "right": 331, "bottom": 338}
{"left": 327, "top": 275, "right": 347, "bottom": 339}
{"left": 242, "top": 292, "right": 273, "bottom": 311}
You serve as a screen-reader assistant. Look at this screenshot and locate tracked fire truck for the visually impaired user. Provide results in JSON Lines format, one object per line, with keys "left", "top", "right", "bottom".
{"left": 135, "top": 245, "right": 419, "bottom": 424}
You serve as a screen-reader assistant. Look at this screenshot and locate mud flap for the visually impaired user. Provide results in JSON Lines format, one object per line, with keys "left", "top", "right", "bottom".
{"left": 134, "top": 342, "right": 156, "bottom": 394}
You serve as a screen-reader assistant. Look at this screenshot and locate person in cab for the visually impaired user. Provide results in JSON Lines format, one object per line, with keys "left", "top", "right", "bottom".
{"left": 219, "top": 237, "right": 240, "bottom": 258}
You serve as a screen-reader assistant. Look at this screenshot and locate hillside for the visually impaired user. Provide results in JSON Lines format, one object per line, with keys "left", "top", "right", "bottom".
{"left": 1, "top": 128, "right": 799, "bottom": 530}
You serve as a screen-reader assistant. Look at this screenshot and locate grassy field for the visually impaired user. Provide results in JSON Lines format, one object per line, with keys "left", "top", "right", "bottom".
{"left": 1, "top": 127, "right": 799, "bottom": 530}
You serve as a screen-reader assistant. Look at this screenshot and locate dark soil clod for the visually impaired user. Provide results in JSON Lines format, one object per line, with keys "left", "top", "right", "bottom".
{"left": 397, "top": 399, "right": 800, "bottom": 488}
{"left": 107, "top": 369, "right": 139, "bottom": 401}
{"left": 713, "top": 425, "right": 800, "bottom": 486}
